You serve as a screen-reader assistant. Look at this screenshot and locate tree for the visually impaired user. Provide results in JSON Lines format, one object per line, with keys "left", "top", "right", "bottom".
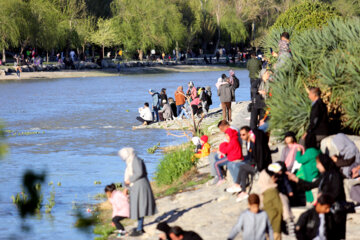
{"left": 91, "top": 18, "right": 117, "bottom": 58}
{"left": 74, "top": 16, "right": 96, "bottom": 54}
{"left": 271, "top": 0, "right": 339, "bottom": 33}
{"left": 111, "top": 0, "right": 185, "bottom": 57}
{"left": 0, "top": 0, "right": 23, "bottom": 63}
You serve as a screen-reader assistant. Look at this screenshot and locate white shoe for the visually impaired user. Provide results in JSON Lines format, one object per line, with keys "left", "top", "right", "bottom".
{"left": 236, "top": 192, "right": 249, "bottom": 202}
{"left": 226, "top": 186, "right": 242, "bottom": 193}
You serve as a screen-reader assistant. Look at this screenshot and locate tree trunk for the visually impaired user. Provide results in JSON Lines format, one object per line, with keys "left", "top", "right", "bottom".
{"left": 92, "top": 45, "right": 95, "bottom": 58}
{"left": 214, "top": 12, "right": 221, "bottom": 55}
{"left": 2, "top": 48, "right": 6, "bottom": 64}
{"left": 176, "top": 41, "right": 179, "bottom": 61}
{"left": 82, "top": 45, "right": 85, "bottom": 56}
{"left": 47, "top": 51, "right": 49, "bottom": 63}
{"left": 139, "top": 50, "right": 143, "bottom": 61}
{"left": 102, "top": 45, "right": 105, "bottom": 59}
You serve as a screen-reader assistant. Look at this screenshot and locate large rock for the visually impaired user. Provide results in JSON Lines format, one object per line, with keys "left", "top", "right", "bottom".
{"left": 21, "top": 66, "right": 29, "bottom": 72}
{"left": 0, "top": 70, "right": 6, "bottom": 76}
{"left": 84, "top": 62, "right": 98, "bottom": 69}
{"left": 78, "top": 61, "right": 85, "bottom": 70}
{"left": 108, "top": 61, "right": 116, "bottom": 68}
{"left": 101, "top": 59, "right": 109, "bottom": 68}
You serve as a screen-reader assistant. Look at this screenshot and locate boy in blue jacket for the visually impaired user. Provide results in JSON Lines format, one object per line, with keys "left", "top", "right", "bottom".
{"left": 227, "top": 193, "right": 274, "bottom": 240}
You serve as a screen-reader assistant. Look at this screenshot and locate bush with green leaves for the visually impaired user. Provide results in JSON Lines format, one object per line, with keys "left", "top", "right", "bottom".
{"left": 265, "top": 18, "right": 360, "bottom": 137}
{"left": 154, "top": 144, "right": 196, "bottom": 186}
{"left": 271, "top": 1, "right": 339, "bottom": 34}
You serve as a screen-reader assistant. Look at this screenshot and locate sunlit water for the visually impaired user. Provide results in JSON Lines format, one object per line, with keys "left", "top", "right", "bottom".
{"left": 0, "top": 70, "right": 250, "bottom": 239}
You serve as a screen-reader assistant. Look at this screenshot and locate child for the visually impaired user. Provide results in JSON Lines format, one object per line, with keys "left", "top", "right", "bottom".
{"left": 295, "top": 194, "right": 337, "bottom": 240}
{"left": 194, "top": 135, "right": 211, "bottom": 159}
{"left": 105, "top": 184, "right": 130, "bottom": 237}
{"left": 227, "top": 193, "right": 274, "bottom": 240}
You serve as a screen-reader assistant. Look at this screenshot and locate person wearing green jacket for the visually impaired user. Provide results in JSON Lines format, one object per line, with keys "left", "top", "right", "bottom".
{"left": 246, "top": 51, "right": 262, "bottom": 100}
{"left": 295, "top": 148, "right": 320, "bottom": 203}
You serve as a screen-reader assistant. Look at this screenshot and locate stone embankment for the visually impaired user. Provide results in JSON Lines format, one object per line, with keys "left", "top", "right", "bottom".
{"left": 113, "top": 102, "right": 360, "bottom": 240}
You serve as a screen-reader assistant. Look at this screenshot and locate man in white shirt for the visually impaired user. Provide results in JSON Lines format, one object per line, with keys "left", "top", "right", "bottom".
{"left": 137, "top": 102, "right": 153, "bottom": 125}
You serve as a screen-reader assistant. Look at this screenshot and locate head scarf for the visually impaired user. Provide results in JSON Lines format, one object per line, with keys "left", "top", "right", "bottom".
{"left": 215, "top": 77, "right": 226, "bottom": 89}
{"left": 318, "top": 153, "right": 338, "bottom": 172}
{"left": 192, "top": 137, "right": 201, "bottom": 146}
{"left": 119, "top": 147, "right": 136, "bottom": 183}
{"left": 229, "top": 70, "right": 235, "bottom": 84}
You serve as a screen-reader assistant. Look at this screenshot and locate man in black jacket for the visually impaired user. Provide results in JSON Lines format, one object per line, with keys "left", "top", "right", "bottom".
{"left": 295, "top": 194, "right": 338, "bottom": 240}
{"left": 302, "top": 87, "right": 329, "bottom": 148}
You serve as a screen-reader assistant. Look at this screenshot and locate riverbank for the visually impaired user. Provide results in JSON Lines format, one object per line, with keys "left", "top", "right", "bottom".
{"left": 0, "top": 65, "right": 240, "bottom": 81}
{"left": 96, "top": 101, "right": 360, "bottom": 240}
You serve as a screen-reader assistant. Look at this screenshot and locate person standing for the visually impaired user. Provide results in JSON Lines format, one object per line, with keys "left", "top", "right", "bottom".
{"left": 250, "top": 69, "right": 270, "bottom": 130}
{"left": 228, "top": 70, "right": 240, "bottom": 102}
{"left": 301, "top": 87, "right": 329, "bottom": 148}
{"left": 247, "top": 52, "right": 262, "bottom": 100}
{"left": 227, "top": 194, "right": 274, "bottom": 240}
{"left": 119, "top": 148, "right": 157, "bottom": 237}
{"left": 186, "top": 81, "right": 197, "bottom": 101}
{"left": 218, "top": 74, "right": 233, "bottom": 122}
{"left": 175, "top": 86, "right": 186, "bottom": 116}
{"left": 149, "top": 89, "right": 160, "bottom": 122}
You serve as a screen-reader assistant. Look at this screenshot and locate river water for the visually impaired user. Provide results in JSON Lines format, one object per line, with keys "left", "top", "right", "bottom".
{"left": 0, "top": 70, "right": 250, "bottom": 239}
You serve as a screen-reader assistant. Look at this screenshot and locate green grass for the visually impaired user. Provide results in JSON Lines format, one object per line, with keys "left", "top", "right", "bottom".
{"left": 94, "top": 224, "right": 116, "bottom": 239}
{"left": 154, "top": 143, "right": 196, "bottom": 186}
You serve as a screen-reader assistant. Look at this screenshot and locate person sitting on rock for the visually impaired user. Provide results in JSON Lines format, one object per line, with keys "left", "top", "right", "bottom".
{"left": 159, "top": 100, "right": 173, "bottom": 121}
{"left": 104, "top": 183, "right": 130, "bottom": 237}
{"left": 320, "top": 133, "right": 360, "bottom": 179}
{"left": 136, "top": 102, "right": 153, "bottom": 125}
{"left": 214, "top": 122, "right": 243, "bottom": 186}
{"left": 280, "top": 131, "right": 304, "bottom": 172}
{"left": 193, "top": 135, "right": 211, "bottom": 160}
{"left": 226, "top": 126, "right": 256, "bottom": 201}
{"left": 227, "top": 193, "right": 274, "bottom": 240}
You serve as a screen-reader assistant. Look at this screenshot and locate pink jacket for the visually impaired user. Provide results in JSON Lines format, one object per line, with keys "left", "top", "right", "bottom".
{"left": 109, "top": 190, "right": 130, "bottom": 218}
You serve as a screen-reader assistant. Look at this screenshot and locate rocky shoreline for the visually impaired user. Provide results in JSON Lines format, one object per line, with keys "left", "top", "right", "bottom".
{"left": 0, "top": 59, "right": 245, "bottom": 80}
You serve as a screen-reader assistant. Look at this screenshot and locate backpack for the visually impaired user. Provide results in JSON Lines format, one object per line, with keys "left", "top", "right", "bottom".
{"left": 233, "top": 76, "right": 240, "bottom": 89}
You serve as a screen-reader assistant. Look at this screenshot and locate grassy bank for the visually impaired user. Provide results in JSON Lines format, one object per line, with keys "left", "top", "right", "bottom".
{"left": 93, "top": 115, "right": 221, "bottom": 239}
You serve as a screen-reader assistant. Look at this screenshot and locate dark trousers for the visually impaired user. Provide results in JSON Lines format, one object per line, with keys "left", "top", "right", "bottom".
{"left": 112, "top": 216, "right": 126, "bottom": 230}
{"left": 250, "top": 78, "right": 257, "bottom": 100}
{"left": 250, "top": 107, "right": 265, "bottom": 130}
{"left": 236, "top": 163, "right": 255, "bottom": 192}
{"left": 136, "top": 117, "right": 152, "bottom": 125}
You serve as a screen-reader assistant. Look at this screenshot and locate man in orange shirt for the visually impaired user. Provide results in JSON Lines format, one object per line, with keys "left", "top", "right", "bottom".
{"left": 175, "top": 86, "right": 186, "bottom": 116}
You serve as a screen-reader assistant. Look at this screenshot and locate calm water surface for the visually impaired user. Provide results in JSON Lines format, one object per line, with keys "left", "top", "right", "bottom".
{"left": 0, "top": 70, "right": 250, "bottom": 239}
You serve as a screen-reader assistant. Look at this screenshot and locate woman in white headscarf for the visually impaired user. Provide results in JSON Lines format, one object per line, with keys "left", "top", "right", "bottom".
{"left": 119, "top": 147, "right": 157, "bottom": 237}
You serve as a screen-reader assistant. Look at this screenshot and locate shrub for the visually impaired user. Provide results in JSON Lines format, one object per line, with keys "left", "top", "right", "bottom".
{"left": 154, "top": 143, "right": 196, "bottom": 185}
{"left": 271, "top": 1, "right": 338, "bottom": 33}
{"left": 265, "top": 18, "right": 360, "bottom": 136}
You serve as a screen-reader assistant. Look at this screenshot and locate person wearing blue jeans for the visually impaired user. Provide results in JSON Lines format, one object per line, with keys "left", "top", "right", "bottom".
{"left": 227, "top": 160, "right": 245, "bottom": 182}
{"left": 176, "top": 104, "right": 184, "bottom": 116}
{"left": 214, "top": 154, "right": 229, "bottom": 184}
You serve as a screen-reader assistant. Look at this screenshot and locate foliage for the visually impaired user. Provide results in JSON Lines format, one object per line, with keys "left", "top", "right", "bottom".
{"left": 154, "top": 143, "right": 197, "bottom": 185}
{"left": 271, "top": 1, "right": 339, "bottom": 34}
{"left": 93, "top": 224, "right": 115, "bottom": 239}
{"left": 266, "top": 18, "right": 360, "bottom": 136}
{"left": 45, "top": 186, "right": 56, "bottom": 213}
{"left": 111, "top": 0, "right": 186, "bottom": 55}
{"left": 147, "top": 142, "right": 160, "bottom": 154}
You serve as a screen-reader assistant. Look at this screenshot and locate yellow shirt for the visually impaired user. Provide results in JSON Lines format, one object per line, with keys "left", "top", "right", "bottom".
{"left": 194, "top": 143, "right": 211, "bottom": 159}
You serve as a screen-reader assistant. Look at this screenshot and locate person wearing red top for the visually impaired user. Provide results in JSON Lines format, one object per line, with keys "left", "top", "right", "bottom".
{"left": 213, "top": 121, "right": 244, "bottom": 185}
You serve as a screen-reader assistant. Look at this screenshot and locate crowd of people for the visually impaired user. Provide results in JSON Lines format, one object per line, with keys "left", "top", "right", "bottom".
{"left": 107, "top": 32, "right": 359, "bottom": 239}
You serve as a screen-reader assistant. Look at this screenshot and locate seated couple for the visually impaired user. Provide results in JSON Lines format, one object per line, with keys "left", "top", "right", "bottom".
{"left": 137, "top": 102, "right": 153, "bottom": 125}
{"left": 210, "top": 121, "right": 255, "bottom": 195}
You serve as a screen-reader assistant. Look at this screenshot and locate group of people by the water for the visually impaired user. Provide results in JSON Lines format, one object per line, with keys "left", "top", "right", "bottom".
{"left": 136, "top": 69, "right": 241, "bottom": 126}
{"left": 105, "top": 32, "right": 360, "bottom": 239}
